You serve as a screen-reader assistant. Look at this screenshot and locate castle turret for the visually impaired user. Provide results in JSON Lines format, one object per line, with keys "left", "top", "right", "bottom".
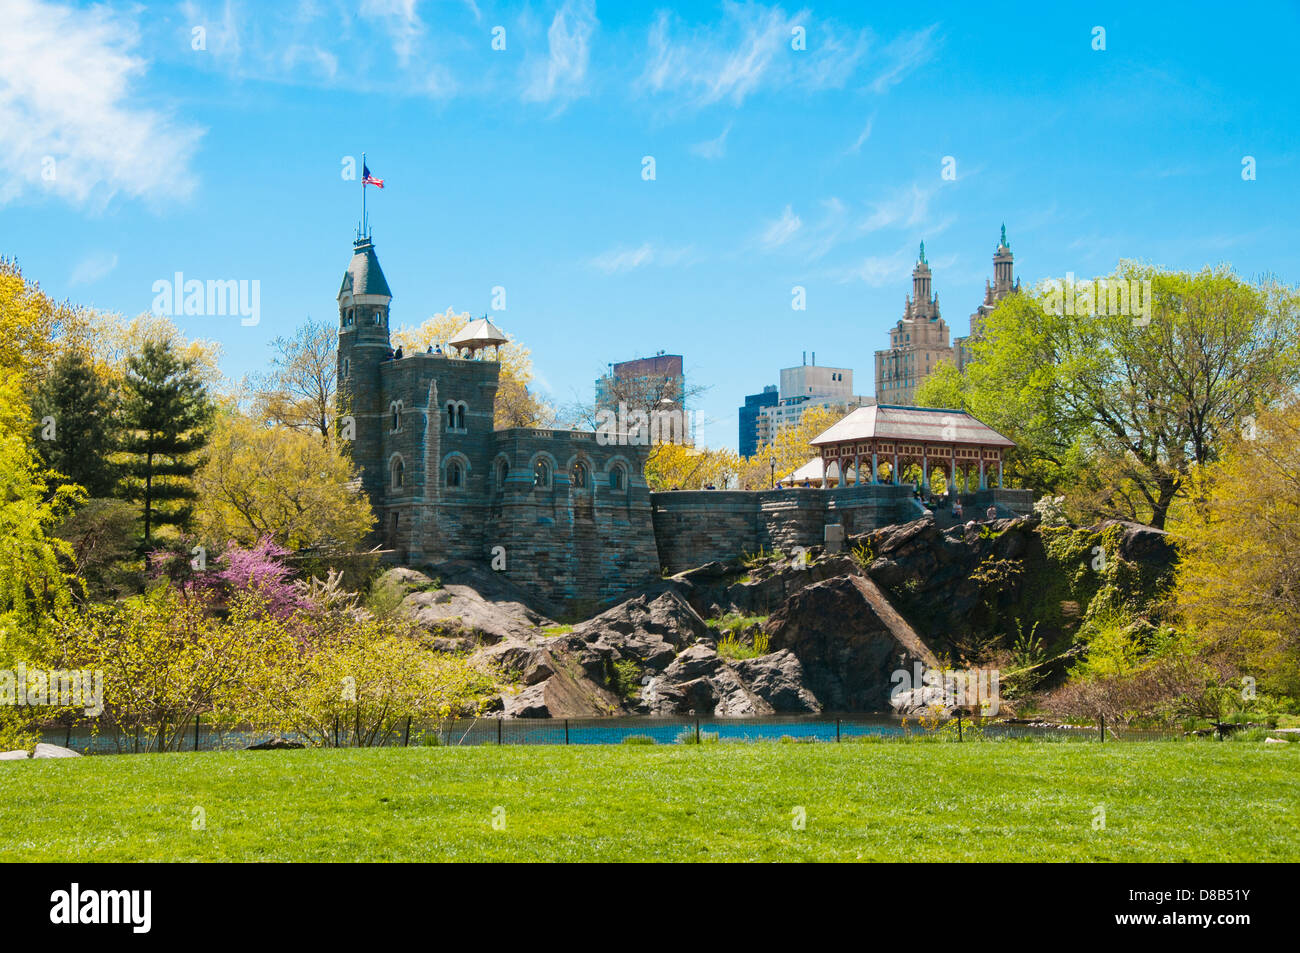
{"left": 337, "top": 234, "right": 393, "bottom": 505}
{"left": 912, "top": 241, "right": 933, "bottom": 307}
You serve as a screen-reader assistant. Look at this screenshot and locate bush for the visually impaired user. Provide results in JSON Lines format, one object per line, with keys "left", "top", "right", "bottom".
{"left": 621, "top": 734, "right": 656, "bottom": 745}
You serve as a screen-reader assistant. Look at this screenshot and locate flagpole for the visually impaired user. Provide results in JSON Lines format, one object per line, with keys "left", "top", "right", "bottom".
{"left": 361, "top": 151, "right": 367, "bottom": 238}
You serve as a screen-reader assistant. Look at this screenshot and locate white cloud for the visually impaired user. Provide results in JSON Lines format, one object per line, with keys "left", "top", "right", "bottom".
{"left": 69, "top": 251, "right": 119, "bottom": 286}
{"left": 587, "top": 242, "right": 691, "bottom": 273}
{"left": 360, "top": 0, "right": 424, "bottom": 66}
{"left": 690, "top": 123, "right": 732, "bottom": 159}
{"left": 835, "top": 246, "right": 914, "bottom": 287}
{"left": 0, "top": 0, "right": 203, "bottom": 209}
{"left": 846, "top": 115, "right": 874, "bottom": 154}
{"left": 522, "top": 0, "right": 597, "bottom": 106}
{"left": 860, "top": 183, "right": 937, "bottom": 233}
{"left": 868, "top": 24, "right": 939, "bottom": 94}
{"left": 760, "top": 204, "right": 802, "bottom": 249}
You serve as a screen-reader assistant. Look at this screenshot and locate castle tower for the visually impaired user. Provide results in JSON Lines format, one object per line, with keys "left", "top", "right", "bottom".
{"left": 337, "top": 235, "right": 393, "bottom": 506}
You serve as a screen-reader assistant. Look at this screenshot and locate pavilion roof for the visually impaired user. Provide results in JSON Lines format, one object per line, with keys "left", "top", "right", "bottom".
{"left": 810, "top": 404, "right": 1014, "bottom": 449}
{"left": 449, "top": 317, "right": 508, "bottom": 350}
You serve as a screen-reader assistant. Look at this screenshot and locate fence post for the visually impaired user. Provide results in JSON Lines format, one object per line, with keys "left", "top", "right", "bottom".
{"left": 695, "top": 717, "right": 701, "bottom": 744}
{"left": 334, "top": 715, "right": 340, "bottom": 748}
{"left": 497, "top": 718, "right": 503, "bottom": 745}
{"left": 957, "top": 710, "right": 963, "bottom": 742}
{"left": 836, "top": 717, "right": 841, "bottom": 743}
{"left": 194, "top": 714, "right": 200, "bottom": 752}
{"left": 564, "top": 719, "right": 570, "bottom": 745}
{"left": 403, "top": 717, "right": 411, "bottom": 747}
{"left": 1100, "top": 713, "right": 1105, "bottom": 743}
{"left": 65, "top": 723, "right": 72, "bottom": 749}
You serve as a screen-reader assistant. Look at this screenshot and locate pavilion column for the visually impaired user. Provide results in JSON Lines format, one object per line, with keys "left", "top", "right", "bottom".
{"left": 922, "top": 450, "right": 929, "bottom": 492}
{"left": 854, "top": 453, "right": 861, "bottom": 486}
{"left": 979, "top": 455, "right": 986, "bottom": 490}
{"left": 892, "top": 451, "right": 899, "bottom": 485}
{"left": 950, "top": 449, "right": 957, "bottom": 496}
{"left": 997, "top": 460, "right": 1003, "bottom": 488}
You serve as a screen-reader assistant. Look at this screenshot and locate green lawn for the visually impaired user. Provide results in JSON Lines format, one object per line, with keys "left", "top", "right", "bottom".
{"left": 1, "top": 741, "right": 1295, "bottom": 861}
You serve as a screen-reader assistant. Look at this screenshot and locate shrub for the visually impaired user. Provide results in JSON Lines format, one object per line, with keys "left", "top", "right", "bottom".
{"left": 621, "top": 734, "right": 655, "bottom": 745}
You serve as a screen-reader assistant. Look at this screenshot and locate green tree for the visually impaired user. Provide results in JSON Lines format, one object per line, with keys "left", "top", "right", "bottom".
{"left": 34, "top": 349, "right": 119, "bottom": 497}
{"left": 117, "top": 341, "right": 215, "bottom": 552}
{"left": 927, "top": 264, "right": 1300, "bottom": 528}
{"left": 249, "top": 316, "right": 337, "bottom": 446}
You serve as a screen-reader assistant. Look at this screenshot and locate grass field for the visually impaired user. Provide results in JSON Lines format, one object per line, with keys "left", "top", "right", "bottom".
{"left": 2, "top": 741, "right": 1296, "bottom": 861}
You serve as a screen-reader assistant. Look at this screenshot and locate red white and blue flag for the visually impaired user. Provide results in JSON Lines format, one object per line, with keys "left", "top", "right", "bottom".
{"left": 362, "top": 162, "right": 384, "bottom": 188}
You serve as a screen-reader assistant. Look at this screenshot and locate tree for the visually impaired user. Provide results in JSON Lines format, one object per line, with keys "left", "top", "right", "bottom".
{"left": 391, "top": 309, "right": 555, "bottom": 429}
{"left": 117, "top": 340, "right": 215, "bottom": 552}
{"left": 249, "top": 317, "right": 337, "bottom": 445}
{"left": 194, "top": 409, "right": 374, "bottom": 552}
{"left": 1171, "top": 399, "right": 1300, "bottom": 699}
{"left": 33, "top": 349, "right": 119, "bottom": 497}
{"left": 645, "top": 444, "right": 740, "bottom": 490}
{"left": 734, "top": 405, "right": 842, "bottom": 489}
{"left": 929, "top": 264, "right": 1300, "bottom": 528}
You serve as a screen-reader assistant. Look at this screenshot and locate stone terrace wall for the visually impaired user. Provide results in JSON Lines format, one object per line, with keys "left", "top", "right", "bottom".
{"left": 485, "top": 429, "right": 659, "bottom": 611}
{"left": 651, "top": 484, "right": 915, "bottom": 573}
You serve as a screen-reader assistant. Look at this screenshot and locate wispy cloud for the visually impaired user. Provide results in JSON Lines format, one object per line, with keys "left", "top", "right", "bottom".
{"left": 760, "top": 205, "right": 803, "bottom": 249}
{"left": 69, "top": 251, "right": 119, "bottom": 286}
{"left": 846, "top": 115, "right": 874, "bottom": 154}
{"left": 522, "top": 0, "right": 597, "bottom": 107}
{"left": 868, "top": 24, "right": 939, "bottom": 94}
{"left": 0, "top": 0, "right": 203, "bottom": 210}
{"left": 860, "top": 182, "right": 938, "bottom": 233}
{"left": 587, "top": 242, "right": 692, "bottom": 273}
{"left": 833, "top": 245, "right": 915, "bottom": 287}
{"left": 360, "top": 0, "right": 424, "bottom": 66}
{"left": 690, "top": 123, "right": 732, "bottom": 159}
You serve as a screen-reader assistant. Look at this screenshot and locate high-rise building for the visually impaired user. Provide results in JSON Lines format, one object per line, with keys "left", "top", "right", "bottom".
{"left": 594, "top": 352, "right": 691, "bottom": 445}
{"left": 738, "top": 385, "right": 777, "bottom": 458}
{"left": 875, "top": 228, "right": 1019, "bottom": 402}
{"left": 753, "top": 355, "right": 873, "bottom": 452}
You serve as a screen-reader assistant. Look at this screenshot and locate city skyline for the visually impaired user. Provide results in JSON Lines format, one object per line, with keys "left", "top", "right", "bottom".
{"left": 3, "top": 0, "right": 1297, "bottom": 451}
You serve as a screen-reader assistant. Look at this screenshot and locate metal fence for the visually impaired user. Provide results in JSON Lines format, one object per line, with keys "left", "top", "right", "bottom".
{"left": 38, "top": 713, "right": 1191, "bottom": 754}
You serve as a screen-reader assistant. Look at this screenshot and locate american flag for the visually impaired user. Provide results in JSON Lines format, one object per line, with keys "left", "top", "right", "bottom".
{"left": 362, "top": 162, "right": 384, "bottom": 188}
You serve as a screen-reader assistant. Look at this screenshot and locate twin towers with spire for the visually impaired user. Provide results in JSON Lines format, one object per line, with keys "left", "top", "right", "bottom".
{"left": 873, "top": 225, "right": 1019, "bottom": 406}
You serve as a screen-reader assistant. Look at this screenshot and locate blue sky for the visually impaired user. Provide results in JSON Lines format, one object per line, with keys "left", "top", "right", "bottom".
{"left": 3, "top": 0, "right": 1298, "bottom": 450}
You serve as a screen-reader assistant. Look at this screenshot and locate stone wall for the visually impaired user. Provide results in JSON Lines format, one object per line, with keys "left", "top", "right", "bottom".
{"left": 482, "top": 430, "right": 659, "bottom": 611}
{"left": 651, "top": 485, "right": 915, "bottom": 573}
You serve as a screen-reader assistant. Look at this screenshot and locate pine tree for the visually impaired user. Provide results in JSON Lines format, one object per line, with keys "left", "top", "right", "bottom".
{"left": 117, "top": 340, "right": 214, "bottom": 552}
{"left": 33, "top": 349, "right": 119, "bottom": 497}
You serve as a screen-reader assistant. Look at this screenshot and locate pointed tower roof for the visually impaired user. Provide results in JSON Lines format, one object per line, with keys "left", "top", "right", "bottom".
{"left": 339, "top": 236, "right": 392, "bottom": 299}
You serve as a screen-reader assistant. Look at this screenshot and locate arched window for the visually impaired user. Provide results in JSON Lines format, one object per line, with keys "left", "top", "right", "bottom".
{"left": 342, "top": 358, "right": 350, "bottom": 379}
{"left": 447, "top": 402, "right": 456, "bottom": 429}
{"left": 390, "top": 402, "right": 402, "bottom": 432}
{"left": 496, "top": 460, "right": 509, "bottom": 489}
{"left": 609, "top": 465, "right": 625, "bottom": 491}
{"left": 345, "top": 308, "right": 354, "bottom": 326}
{"left": 571, "top": 462, "right": 587, "bottom": 489}
{"left": 534, "top": 460, "right": 550, "bottom": 488}
{"left": 456, "top": 404, "right": 465, "bottom": 430}
{"left": 391, "top": 457, "right": 404, "bottom": 488}
{"left": 447, "top": 461, "right": 463, "bottom": 488}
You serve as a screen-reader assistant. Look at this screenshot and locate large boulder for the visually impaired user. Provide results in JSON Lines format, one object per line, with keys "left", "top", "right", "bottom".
{"left": 566, "top": 590, "right": 711, "bottom": 675}
{"left": 500, "top": 660, "right": 622, "bottom": 718}
{"left": 765, "top": 574, "right": 938, "bottom": 711}
{"left": 730, "top": 650, "right": 820, "bottom": 712}
{"left": 0, "top": 750, "right": 30, "bottom": 760}
{"left": 390, "top": 565, "right": 553, "bottom": 645}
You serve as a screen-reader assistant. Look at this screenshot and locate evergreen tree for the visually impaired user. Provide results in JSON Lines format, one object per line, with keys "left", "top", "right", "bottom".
{"left": 117, "top": 341, "right": 214, "bottom": 552}
{"left": 34, "top": 349, "right": 119, "bottom": 497}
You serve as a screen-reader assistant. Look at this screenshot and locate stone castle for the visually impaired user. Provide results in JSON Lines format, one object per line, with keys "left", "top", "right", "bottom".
{"left": 336, "top": 233, "right": 1027, "bottom": 611}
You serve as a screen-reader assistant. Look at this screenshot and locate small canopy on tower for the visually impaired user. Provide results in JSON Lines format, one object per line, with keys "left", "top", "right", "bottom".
{"left": 449, "top": 315, "right": 508, "bottom": 358}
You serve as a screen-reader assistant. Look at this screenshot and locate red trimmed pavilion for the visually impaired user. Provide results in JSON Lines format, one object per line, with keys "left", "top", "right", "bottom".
{"left": 809, "top": 405, "right": 1013, "bottom": 491}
